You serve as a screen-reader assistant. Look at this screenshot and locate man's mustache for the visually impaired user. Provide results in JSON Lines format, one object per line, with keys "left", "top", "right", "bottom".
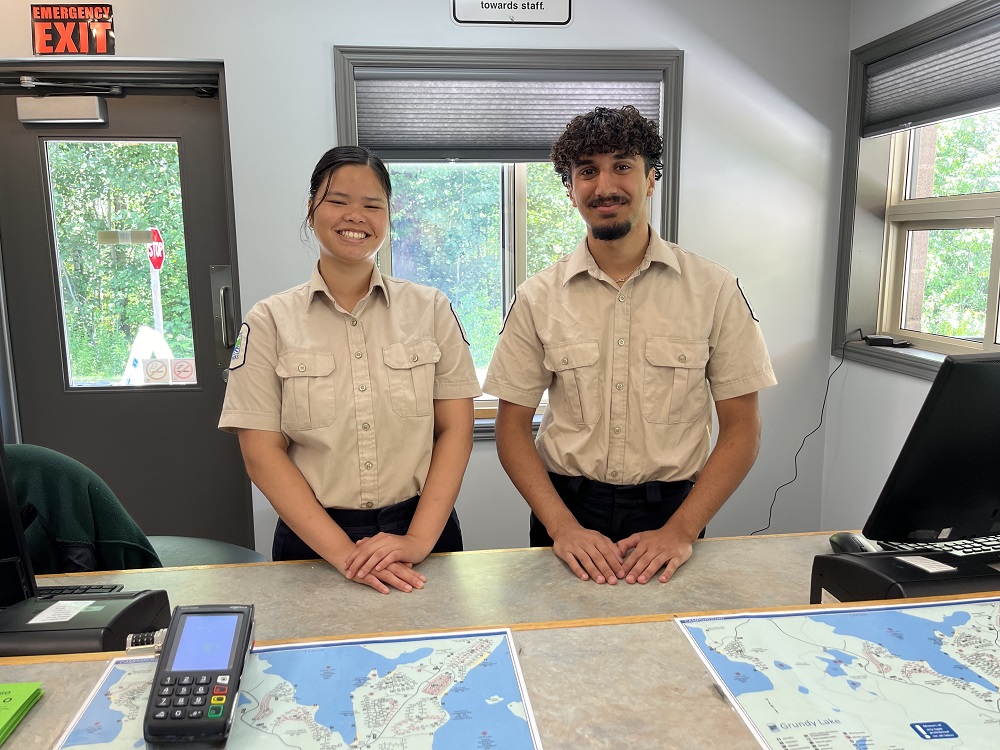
{"left": 589, "top": 196, "right": 629, "bottom": 208}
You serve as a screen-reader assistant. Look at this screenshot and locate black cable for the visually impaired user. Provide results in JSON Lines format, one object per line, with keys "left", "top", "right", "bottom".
{"left": 750, "top": 329, "right": 863, "bottom": 535}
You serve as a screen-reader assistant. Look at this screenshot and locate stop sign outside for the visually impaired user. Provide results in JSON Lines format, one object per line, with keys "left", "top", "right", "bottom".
{"left": 147, "top": 227, "right": 165, "bottom": 270}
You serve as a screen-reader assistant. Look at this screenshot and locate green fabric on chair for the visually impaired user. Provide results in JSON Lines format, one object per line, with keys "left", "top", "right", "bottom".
{"left": 6, "top": 444, "right": 162, "bottom": 574}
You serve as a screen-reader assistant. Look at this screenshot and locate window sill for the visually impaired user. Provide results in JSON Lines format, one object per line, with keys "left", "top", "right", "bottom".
{"left": 840, "top": 340, "right": 945, "bottom": 381}
{"left": 473, "top": 414, "right": 541, "bottom": 442}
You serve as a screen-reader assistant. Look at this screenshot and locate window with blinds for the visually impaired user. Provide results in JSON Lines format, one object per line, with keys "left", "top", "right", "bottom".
{"left": 333, "top": 48, "right": 682, "bottom": 421}
{"left": 353, "top": 72, "right": 663, "bottom": 160}
{"left": 835, "top": 1, "right": 1000, "bottom": 371}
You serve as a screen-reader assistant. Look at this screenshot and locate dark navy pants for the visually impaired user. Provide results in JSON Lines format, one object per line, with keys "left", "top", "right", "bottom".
{"left": 529, "top": 473, "right": 699, "bottom": 546}
{"left": 272, "top": 495, "right": 463, "bottom": 561}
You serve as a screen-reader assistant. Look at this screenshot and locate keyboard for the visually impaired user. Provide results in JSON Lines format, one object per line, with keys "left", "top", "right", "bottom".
{"left": 878, "top": 535, "right": 1000, "bottom": 556}
{"left": 35, "top": 583, "right": 124, "bottom": 596}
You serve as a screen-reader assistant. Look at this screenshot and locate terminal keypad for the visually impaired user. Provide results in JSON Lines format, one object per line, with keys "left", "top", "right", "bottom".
{"left": 156, "top": 674, "right": 230, "bottom": 719}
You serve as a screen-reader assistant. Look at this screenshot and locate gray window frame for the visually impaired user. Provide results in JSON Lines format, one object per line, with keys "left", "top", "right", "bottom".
{"left": 833, "top": 0, "right": 1000, "bottom": 379}
{"left": 333, "top": 46, "right": 683, "bottom": 243}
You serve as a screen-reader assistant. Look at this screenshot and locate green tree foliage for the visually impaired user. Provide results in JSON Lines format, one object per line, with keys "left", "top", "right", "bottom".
{"left": 525, "top": 162, "right": 585, "bottom": 276}
{"left": 912, "top": 112, "right": 1000, "bottom": 339}
{"left": 931, "top": 111, "right": 1000, "bottom": 197}
{"left": 389, "top": 162, "right": 585, "bottom": 371}
{"left": 919, "top": 228, "right": 990, "bottom": 339}
{"left": 389, "top": 163, "right": 502, "bottom": 370}
{"left": 46, "top": 141, "right": 194, "bottom": 384}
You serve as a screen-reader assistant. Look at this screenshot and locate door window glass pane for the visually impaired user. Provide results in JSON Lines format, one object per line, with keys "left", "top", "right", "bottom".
{"left": 901, "top": 227, "right": 992, "bottom": 340}
{"left": 525, "top": 162, "right": 586, "bottom": 276}
{"left": 907, "top": 110, "right": 1000, "bottom": 199}
{"left": 45, "top": 140, "right": 196, "bottom": 387}
{"left": 389, "top": 163, "right": 503, "bottom": 377}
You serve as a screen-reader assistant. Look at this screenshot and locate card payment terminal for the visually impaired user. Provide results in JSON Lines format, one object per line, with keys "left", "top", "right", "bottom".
{"left": 142, "top": 604, "right": 254, "bottom": 744}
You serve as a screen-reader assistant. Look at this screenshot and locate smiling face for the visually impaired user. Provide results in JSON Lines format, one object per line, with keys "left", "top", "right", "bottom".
{"left": 308, "top": 164, "right": 389, "bottom": 268}
{"left": 567, "top": 151, "right": 656, "bottom": 242}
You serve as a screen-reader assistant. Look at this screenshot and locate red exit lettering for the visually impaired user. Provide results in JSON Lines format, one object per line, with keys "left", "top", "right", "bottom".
{"left": 33, "top": 20, "right": 113, "bottom": 55}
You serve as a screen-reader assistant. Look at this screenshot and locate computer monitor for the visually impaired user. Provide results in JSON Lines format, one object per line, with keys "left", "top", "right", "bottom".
{"left": 863, "top": 352, "right": 1000, "bottom": 543}
{"left": 0, "top": 436, "right": 38, "bottom": 606}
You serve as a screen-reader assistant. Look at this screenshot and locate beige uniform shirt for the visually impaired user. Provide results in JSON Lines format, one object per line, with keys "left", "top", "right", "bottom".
{"left": 220, "top": 264, "right": 481, "bottom": 509}
{"left": 484, "top": 229, "right": 776, "bottom": 485}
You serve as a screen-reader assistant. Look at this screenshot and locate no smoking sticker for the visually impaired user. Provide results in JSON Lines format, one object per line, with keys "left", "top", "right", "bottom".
{"left": 142, "top": 358, "right": 169, "bottom": 383}
{"left": 170, "top": 358, "right": 196, "bottom": 383}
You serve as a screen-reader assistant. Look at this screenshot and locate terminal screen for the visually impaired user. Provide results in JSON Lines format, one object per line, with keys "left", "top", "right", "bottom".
{"left": 168, "top": 613, "right": 239, "bottom": 672}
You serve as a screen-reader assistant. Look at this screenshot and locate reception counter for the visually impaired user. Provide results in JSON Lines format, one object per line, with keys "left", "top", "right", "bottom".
{"left": 0, "top": 532, "right": 835, "bottom": 749}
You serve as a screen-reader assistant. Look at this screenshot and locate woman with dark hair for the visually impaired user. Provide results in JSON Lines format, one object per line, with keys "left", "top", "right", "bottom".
{"left": 220, "top": 146, "right": 480, "bottom": 593}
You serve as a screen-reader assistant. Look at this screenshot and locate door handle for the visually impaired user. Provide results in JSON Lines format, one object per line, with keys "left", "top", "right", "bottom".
{"left": 210, "top": 265, "right": 237, "bottom": 367}
{"left": 219, "top": 285, "right": 233, "bottom": 349}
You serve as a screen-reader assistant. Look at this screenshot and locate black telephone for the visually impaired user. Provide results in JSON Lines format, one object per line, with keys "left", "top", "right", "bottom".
{"left": 142, "top": 604, "right": 254, "bottom": 744}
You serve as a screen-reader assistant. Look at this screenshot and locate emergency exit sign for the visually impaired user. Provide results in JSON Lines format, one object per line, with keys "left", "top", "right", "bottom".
{"left": 31, "top": 5, "right": 115, "bottom": 55}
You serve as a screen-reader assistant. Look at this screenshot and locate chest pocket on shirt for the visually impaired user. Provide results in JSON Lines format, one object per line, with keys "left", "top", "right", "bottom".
{"left": 383, "top": 338, "right": 441, "bottom": 417}
{"left": 642, "top": 338, "right": 710, "bottom": 424}
{"left": 543, "top": 340, "right": 601, "bottom": 425}
{"left": 276, "top": 349, "right": 336, "bottom": 431}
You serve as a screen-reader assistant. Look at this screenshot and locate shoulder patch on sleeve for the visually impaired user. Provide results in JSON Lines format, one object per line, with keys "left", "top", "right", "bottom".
{"left": 736, "top": 278, "right": 759, "bottom": 322}
{"left": 229, "top": 322, "right": 250, "bottom": 370}
{"left": 449, "top": 303, "right": 470, "bottom": 346}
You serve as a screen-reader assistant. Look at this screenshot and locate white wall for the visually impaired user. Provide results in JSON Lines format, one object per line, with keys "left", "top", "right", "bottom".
{"left": 818, "top": 0, "right": 964, "bottom": 534}
{"left": 1, "top": 0, "right": 857, "bottom": 552}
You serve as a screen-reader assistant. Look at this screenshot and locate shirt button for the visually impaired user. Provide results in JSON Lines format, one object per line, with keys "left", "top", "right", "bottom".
{"left": 364, "top": 502, "right": 374, "bottom": 508}
{"left": 411, "top": 354, "right": 418, "bottom": 362}
{"left": 362, "top": 423, "right": 370, "bottom": 431}
{"left": 617, "top": 338, "right": 625, "bottom": 346}
{"left": 618, "top": 295, "right": 626, "bottom": 303}
{"left": 359, "top": 384, "right": 367, "bottom": 392}
{"left": 610, "top": 470, "right": 619, "bottom": 478}
{"left": 678, "top": 354, "right": 687, "bottom": 363}
{"left": 614, "top": 426, "right": 621, "bottom": 435}
{"left": 561, "top": 357, "right": 569, "bottom": 365}
{"left": 297, "top": 364, "right": 306, "bottom": 372}
{"left": 615, "top": 383, "right": 624, "bottom": 391}
{"left": 364, "top": 461, "right": 373, "bottom": 470}
{"left": 351, "top": 319, "right": 358, "bottom": 326}
{"left": 355, "top": 351, "right": 362, "bottom": 359}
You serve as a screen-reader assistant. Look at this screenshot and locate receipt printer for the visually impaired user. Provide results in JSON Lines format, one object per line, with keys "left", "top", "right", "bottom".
{"left": 0, "top": 589, "right": 170, "bottom": 656}
{"left": 810, "top": 551, "right": 1000, "bottom": 604}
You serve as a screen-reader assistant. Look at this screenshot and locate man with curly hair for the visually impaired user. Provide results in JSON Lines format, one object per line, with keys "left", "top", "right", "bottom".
{"left": 484, "top": 106, "right": 776, "bottom": 585}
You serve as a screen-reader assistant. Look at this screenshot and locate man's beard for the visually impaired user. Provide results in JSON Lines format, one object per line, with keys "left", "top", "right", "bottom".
{"left": 591, "top": 219, "right": 633, "bottom": 241}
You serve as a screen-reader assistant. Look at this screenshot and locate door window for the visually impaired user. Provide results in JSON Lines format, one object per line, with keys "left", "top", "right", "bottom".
{"left": 44, "top": 140, "right": 197, "bottom": 387}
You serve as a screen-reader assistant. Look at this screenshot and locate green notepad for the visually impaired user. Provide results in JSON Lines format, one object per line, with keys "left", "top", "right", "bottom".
{"left": 0, "top": 682, "right": 43, "bottom": 747}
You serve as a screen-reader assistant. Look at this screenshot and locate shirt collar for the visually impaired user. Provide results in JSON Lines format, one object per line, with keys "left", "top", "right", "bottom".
{"left": 305, "top": 262, "right": 390, "bottom": 313}
{"left": 563, "top": 224, "right": 681, "bottom": 285}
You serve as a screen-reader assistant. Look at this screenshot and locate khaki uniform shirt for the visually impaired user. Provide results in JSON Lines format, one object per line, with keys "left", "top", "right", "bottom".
{"left": 220, "top": 264, "right": 481, "bottom": 509}
{"left": 484, "top": 229, "right": 776, "bottom": 485}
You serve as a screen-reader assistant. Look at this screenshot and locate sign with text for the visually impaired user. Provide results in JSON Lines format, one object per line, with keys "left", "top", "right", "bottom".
{"left": 31, "top": 5, "right": 115, "bottom": 55}
{"left": 452, "top": 0, "right": 570, "bottom": 26}
{"left": 141, "top": 358, "right": 169, "bottom": 384}
{"left": 169, "top": 358, "right": 197, "bottom": 384}
{"left": 147, "top": 227, "right": 164, "bottom": 270}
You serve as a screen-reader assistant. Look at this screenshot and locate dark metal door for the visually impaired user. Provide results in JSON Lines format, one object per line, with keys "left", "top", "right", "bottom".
{"left": 0, "top": 73, "right": 251, "bottom": 547}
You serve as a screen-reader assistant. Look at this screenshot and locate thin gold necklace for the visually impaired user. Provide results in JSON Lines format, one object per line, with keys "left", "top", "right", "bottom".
{"left": 615, "top": 262, "right": 643, "bottom": 284}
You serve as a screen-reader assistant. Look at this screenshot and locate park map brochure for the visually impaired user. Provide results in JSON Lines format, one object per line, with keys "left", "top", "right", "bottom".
{"left": 0, "top": 681, "right": 42, "bottom": 746}
{"left": 678, "top": 596, "right": 1000, "bottom": 750}
{"left": 52, "top": 627, "right": 542, "bottom": 750}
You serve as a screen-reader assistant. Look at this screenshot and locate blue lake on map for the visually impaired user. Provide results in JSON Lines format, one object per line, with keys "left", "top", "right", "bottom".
{"left": 817, "top": 648, "right": 856, "bottom": 677}
{"left": 433, "top": 638, "right": 532, "bottom": 749}
{"left": 809, "top": 611, "right": 998, "bottom": 692}
{"left": 688, "top": 627, "right": 774, "bottom": 697}
{"left": 260, "top": 644, "right": 435, "bottom": 743}
{"left": 63, "top": 665, "right": 135, "bottom": 747}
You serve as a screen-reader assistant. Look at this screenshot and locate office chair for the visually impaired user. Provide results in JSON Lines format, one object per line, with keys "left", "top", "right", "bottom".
{"left": 7, "top": 444, "right": 265, "bottom": 573}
